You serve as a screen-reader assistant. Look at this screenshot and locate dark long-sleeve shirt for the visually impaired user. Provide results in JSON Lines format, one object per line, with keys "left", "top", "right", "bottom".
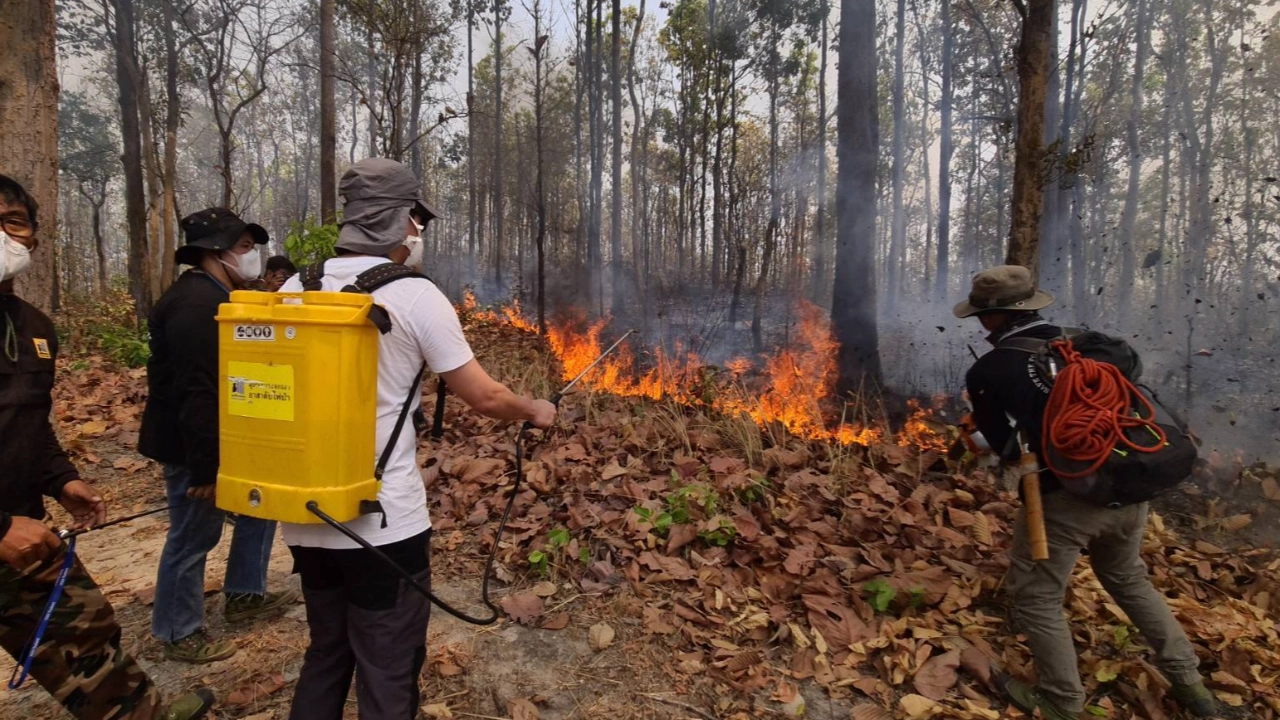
{"left": 965, "top": 316, "right": 1064, "bottom": 496}
{"left": 0, "top": 294, "right": 80, "bottom": 541}
{"left": 138, "top": 271, "right": 227, "bottom": 486}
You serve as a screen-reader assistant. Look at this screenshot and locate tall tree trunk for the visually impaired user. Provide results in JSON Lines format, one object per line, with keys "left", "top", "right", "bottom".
{"left": 0, "top": 0, "right": 59, "bottom": 310}
{"left": 628, "top": 0, "right": 647, "bottom": 320}
{"left": 834, "top": 0, "right": 883, "bottom": 396}
{"left": 753, "top": 45, "right": 782, "bottom": 353}
{"left": 534, "top": 13, "right": 548, "bottom": 335}
{"left": 1005, "top": 0, "right": 1054, "bottom": 274}
{"left": 610, "top": 0, "right": 624, "bottom": 313}
{"left": 320, "top": 0, "right": 336, "bottom": 223}
{"left": 493, "top": 0, "right": 505, "bottom": 291}
{"left": 911, "top": 0, "right": 933, "bottom": 294}
{"left": 90, "top": 195, "right": 107, "bottom": 296}
{"left": 587, "top": 0, "right": 603, "bottom": 308}
{"left": 138, "top": 67, "right": 163, "bottom": 303}
{"left": 935, "top": 0, "right": 953, "bottom": 301}
{"left": 1116, "top": 0, "right": 1147, "bottom": 328}
{"left": 1155, "top": 68, "right": 1172, "bottom": 325}
{"left": 161, "top": 0, "right": 180, "bottom": 289}
{"left": 887, "top": 0, "right": 906, "bottom": 314}
{"left": 109, "top": 0, "right": 151, "bottom": 321}
{"left": 1048, "top": 0, "right": 1082, "bottom": 308}
{"left": 811, "top": 0, "right": 830, "bottom": 304}
{"left": 1037, "top": 0, "right": 1062, "bottom": 291}
{"left": 410, "top": 50, "right": 424, "bottom": 180}
{"left": 467, "top": 0, "right": 477, "bottom": 275}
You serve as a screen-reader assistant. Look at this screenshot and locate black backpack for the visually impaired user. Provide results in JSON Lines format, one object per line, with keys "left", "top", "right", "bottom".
{"left": 298, "top": 261, "right": 426, "bottom": 483}
{"left": 1000, "top": 330, "right": 1198, "bottom": 508}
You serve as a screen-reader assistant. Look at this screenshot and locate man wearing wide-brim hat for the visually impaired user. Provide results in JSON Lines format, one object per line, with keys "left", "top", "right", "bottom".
{"left": 139, "top": 208, "right": 297, "bottom": 665}
{"left": 955, "top": 265, "right": 1215, "bottom": 720}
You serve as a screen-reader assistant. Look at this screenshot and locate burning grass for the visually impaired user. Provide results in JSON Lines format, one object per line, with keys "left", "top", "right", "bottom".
{"left": 460, "top": 290, "right": 951, "bottom": 453}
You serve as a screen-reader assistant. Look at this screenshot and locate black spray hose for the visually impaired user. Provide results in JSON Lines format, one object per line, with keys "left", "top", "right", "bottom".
{"left": 305, "top": 328, "right": 631, "bottom": 625}
{"left": 306, "top": 418, "right": 539, "bottom": 626}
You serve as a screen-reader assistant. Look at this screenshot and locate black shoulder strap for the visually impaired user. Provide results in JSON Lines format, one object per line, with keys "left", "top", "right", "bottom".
{"left": 998, "top": 337, "right": 1050, "bottom": 354}
{"left": 998, "top": 327, "right": 1083, "bottom": 354}
{"left": 299, "top": 262, "right": 326, "bottom": 292}
{"left": 376, "top": 363, "right": 426, "bottom": 480}
{"left": 350, "top": 263, "right": 428, "bottom": 293}
{"left": 338, "top": 263, "right": 428, "bottom": 334}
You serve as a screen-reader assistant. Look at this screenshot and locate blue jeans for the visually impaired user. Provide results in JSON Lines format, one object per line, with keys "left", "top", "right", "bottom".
{"left": 151, "top": 463, "right": 278, "bottom": 643}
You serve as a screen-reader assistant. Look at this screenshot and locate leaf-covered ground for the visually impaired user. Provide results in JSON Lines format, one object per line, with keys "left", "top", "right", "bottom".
{"left": 2, "top": 309, "right": 1277, "bottom": 720}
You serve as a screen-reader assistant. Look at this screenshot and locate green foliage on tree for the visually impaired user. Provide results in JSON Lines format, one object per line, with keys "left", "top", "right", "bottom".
{"left": 284, "top": 219, "right": 340, "bottom": 266}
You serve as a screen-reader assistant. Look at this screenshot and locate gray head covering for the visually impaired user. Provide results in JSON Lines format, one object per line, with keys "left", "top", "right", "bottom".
{"left": 337, "top": 158, "right": 440, "bottom": 255}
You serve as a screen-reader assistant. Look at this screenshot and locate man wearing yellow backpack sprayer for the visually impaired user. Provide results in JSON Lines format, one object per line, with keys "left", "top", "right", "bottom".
{"left": 279, "top": 158, "right": 556, "bottom": 720}
{"left": 955, "top": 265, "right": 1215, "bottom": 719}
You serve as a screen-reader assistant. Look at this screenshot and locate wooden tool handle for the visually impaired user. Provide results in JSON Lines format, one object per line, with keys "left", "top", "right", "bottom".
{"left": 1020, "top": 452, "right": 1050, "bottom": 561}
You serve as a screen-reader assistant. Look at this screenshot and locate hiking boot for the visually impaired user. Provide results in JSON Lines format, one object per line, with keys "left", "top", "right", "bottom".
{"left": 159, "top": 688, "right": 216, "bottom": 720}
{"left": 224, "top": 588, "right": 297, "bottom": 624}
{"left": 1170, "top": 681, "right": 1217, "bottom": 718}
{"left": 1001, "top": 676, "right": 1080, "bottom": 720}
{"left": 163, "top": 630, "right": 236, "bottom": 664}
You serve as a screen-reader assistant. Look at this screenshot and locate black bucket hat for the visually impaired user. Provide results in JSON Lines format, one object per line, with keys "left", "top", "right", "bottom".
{"left": 176, "top": 208, "right": 268, "bottom": 267}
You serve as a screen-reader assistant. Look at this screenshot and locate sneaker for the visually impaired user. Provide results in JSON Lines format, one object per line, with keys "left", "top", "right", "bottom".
{"left": 163, "top": 630, "right": 237, "bottom": 664}
{"left": 159, "top": 688, "right": 216, "bottom": 720}
{"left": 1000, "top": 675, "right": 1080, "bottom": 720}
{"left": 1170, "top": 681, "right": 1217, "bottom": 718}
{"left": 224, "top": 589, "right": 298, "bottom": 624}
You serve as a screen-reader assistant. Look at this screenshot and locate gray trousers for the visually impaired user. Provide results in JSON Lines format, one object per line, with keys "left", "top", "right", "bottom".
{"left": 1009, "top": 492, "right": 1202, "bottom": 712}
{"left": 288, "top": 541, "right": 431, "bottom": 720}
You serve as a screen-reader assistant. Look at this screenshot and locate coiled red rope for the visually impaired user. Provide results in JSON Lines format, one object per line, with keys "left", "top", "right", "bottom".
{"left": 1042, "top": 338, "right": 1166, "bottom": 479}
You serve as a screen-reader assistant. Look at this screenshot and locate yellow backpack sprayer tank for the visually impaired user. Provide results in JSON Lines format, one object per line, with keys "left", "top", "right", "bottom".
{"left": 216, "top": 290, "right": 381, "bottom": 524}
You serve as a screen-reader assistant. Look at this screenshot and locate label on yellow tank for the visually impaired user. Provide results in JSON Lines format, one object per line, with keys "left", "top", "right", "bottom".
{"left": 227, "top": 361, "right": 295, "bottom": 421}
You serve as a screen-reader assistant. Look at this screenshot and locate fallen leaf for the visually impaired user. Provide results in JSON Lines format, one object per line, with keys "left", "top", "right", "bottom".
{"left": 421, "top": 703, "right": 454, "bottom": 719}
{"left": 531, "top": 581, "right": 558, "bottom": 597}
{"left": 508, "top": 698, "right": 539, "bottom": 720}
{"left": 541, "top": 612, "right": 570, "bottom": 630}
{"left": 899, "top": 694, "right": 939, "bottom": 719}
{"left": 851, "top": 704, "right": 893, "bottom": 720}
{"left": 500, "top": 593, "right": 544, "bottom": 625}
{"left": 589, "top": 622, "right": 616, "bottom": 651}
{"left": 225, "top": 673, "right": 286, "bottom": 706}
{"left": 913, "top": 650, "right": 961, "bottom": 701}
{"left": 600, "top": 461, "right": 630, "bottom": 480}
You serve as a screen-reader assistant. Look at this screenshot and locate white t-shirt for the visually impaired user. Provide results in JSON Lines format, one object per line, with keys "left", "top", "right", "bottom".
{"left": 278, "top": 257, "right": 474, "bottom": 549}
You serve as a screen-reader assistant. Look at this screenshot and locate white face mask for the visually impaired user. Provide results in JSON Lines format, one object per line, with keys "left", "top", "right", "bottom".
{"left": 0, "top": 231, "right": 32, "bottom": 282}
{"left": 404, "top": 236, "right": 423, "bottom": 269}
{"left": 221, "top": 249, "right": 262, "bottom": 284}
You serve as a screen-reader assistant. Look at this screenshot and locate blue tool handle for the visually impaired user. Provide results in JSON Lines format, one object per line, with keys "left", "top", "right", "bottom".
{"left": 9, "top": 537, "right": 77, "bottom": 689}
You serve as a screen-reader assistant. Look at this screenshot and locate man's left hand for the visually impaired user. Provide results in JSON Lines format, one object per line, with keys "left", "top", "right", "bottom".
{"left": 59, "top": 480, "right": 106, "bottom": 530}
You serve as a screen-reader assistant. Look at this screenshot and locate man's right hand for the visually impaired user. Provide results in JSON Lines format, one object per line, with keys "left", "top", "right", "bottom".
{"left": 187, "top": 484, "right": 217, "bottom": 501}
{"left": 0, "top": 517, "right": 62, "bottom": 569}
{"left": 529, "top": 399, "right": 557, "bottom": 430}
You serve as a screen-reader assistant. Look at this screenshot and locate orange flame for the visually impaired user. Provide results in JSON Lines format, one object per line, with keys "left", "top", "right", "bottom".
{"left": 460, "top": 295, "right": 949, "bottom": 449}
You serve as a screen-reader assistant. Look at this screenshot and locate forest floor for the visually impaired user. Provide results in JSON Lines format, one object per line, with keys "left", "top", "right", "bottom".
{"left": 2, "top": 307, "right": 1279, "bottom": 720}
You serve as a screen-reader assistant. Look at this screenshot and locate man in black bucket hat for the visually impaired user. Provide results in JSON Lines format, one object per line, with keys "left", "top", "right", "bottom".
{"left": 140, "top": 208, "right": 296, "bottom": 665}
{"left": 280, "top": 159, "right": 553, "bottom": 720}
{"left": 955, "top": 265, "right": 1214, "bottom": 720}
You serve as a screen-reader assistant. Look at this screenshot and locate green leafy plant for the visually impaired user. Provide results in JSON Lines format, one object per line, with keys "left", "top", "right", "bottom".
{"left": 738, "top": 476, "right": 770, "bottom": 504}
{"left": 578, "top": 546, "right": 591, "bottom": 564}
{"left": 548, "top": 527, "right": 571, "bottom": 549}
{"left": 93, "top": 323, "right": 150, "bottom": 368}
{"left": 698, "top": 518, "right": 738, "bottom": 547}
{"left": 863, "top": 579, "right": 897, "bottom": 614}
{"left": 527, "top": 550, "right": 549, "bottom": 576}
{"left": 283, "top": 218, "right": 339, "bottom": 266}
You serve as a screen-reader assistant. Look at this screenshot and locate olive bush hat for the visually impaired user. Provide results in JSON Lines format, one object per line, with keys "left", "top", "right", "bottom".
{"left": 953, "top": 265, "right": 1055, "bottom": 318}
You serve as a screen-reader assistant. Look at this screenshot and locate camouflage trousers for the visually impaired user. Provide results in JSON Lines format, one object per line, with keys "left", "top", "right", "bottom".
{"left": 0, "top": 542, "right": 162, "bottom": 720}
